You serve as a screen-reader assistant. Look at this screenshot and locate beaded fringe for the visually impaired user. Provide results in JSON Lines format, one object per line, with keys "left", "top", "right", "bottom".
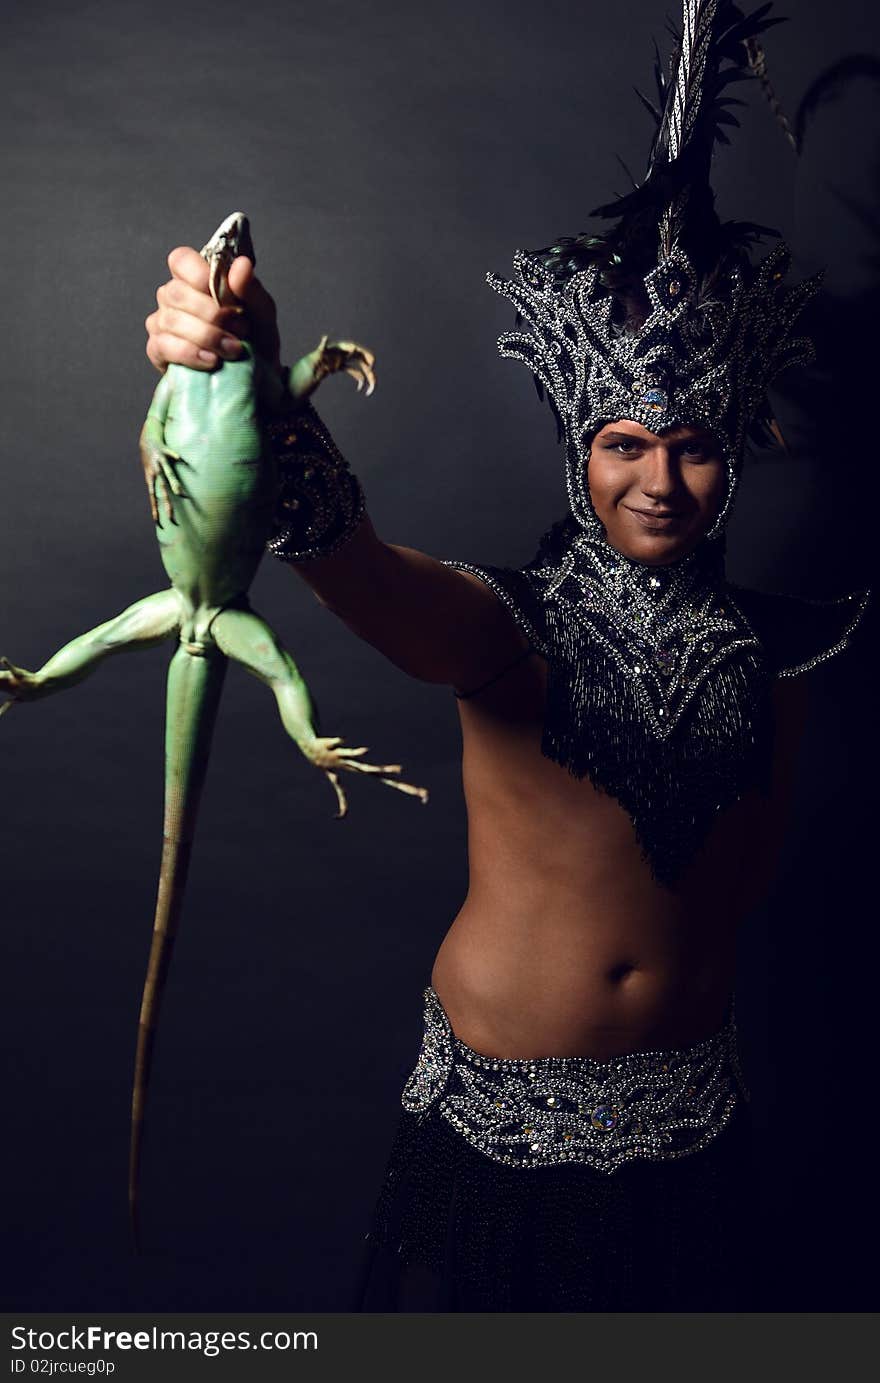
{"left": 541, "top": 600, "right": 773, "bottom": 886}
{"left": 351, "top": 1094, "right": 759, "bottom": 1311}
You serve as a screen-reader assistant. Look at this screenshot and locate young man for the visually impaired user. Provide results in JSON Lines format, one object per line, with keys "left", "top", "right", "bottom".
{"left": 143, "top": 1, "right": 869, "bottom": 1310}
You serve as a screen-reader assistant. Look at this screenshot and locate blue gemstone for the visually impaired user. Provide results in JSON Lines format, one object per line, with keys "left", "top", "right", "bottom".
{"left": 590, "top": 1104, "right": 619, "bottom": 1131}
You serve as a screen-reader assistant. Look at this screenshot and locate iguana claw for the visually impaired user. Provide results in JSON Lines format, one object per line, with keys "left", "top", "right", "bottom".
{"left": 0, "top": 656, "right": 41, "bottom": 704}
{"left": 0, "top": 655, "right": 19, "bottom": 716}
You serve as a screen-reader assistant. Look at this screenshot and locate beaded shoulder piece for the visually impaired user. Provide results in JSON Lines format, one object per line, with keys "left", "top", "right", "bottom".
{"left": 443, "top": 520, "right": 870, "bottom": 886}
{"left": 727, "top": 584, "right": 871, "bottom": 678}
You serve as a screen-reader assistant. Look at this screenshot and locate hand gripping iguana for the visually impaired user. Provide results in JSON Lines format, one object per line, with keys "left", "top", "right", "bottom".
{"left": 0, "top": 212, "right": 428, "bottom": 1248}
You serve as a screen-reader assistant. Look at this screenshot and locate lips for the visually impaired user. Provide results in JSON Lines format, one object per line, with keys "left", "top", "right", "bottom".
{"left": 625, "top": 506, "right": 684, "bottom": 531}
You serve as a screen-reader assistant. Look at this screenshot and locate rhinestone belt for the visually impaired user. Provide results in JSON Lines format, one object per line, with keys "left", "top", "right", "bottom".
{"left": 400, "top": 985, "right": 749, "bottom": 1175}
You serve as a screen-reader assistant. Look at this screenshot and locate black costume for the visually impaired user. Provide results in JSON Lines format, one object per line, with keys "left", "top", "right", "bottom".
{"left": 351, "top": 987, "right": 757, "bottom": 1311}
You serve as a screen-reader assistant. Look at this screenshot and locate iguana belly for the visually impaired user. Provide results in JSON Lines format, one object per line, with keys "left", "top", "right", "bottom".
{"left": 155, "top": 452, "right": 277, "bottom": 610}
{"left": 156, "top": 361, "right": 279, "bottom": 614}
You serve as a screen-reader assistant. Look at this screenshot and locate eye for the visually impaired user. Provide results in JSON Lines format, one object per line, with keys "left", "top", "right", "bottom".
{"left": 680, "top": 442, "right": 712, "bottom": 462}
{"left": 606, "top": 438, "right": 640, "bottom": 455}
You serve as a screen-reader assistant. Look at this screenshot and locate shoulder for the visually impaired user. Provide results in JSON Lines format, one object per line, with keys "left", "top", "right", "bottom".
{"left": 441, "top": 558, "right": 550, "bottom": 658}
{"left": 439, "top": 513, "right": 578, "bottom": 662}
{"left": 728, "top": 583, "right": 872, "bottom": 679}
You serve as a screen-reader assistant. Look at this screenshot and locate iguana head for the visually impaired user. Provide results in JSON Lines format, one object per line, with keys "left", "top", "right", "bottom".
{"left": 199, "top": 211, "right": 256, "bottom": 306}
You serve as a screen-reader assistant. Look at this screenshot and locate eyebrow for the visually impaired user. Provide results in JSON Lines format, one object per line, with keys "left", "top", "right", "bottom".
{"left": 599, "top": 430, "right": 713, "bottom": 445}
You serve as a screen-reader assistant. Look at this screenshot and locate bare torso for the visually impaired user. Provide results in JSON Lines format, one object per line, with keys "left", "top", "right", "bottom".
{"left": 431, "top": 645, "right": 810, "bottom": 1060}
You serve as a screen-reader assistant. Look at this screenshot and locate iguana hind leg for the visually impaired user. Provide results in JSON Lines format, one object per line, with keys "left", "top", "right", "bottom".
{"left": 0, "top": 589, "right": 184, "bottom": 713}
{"left": 210, "top": 603, "right": 428, "bottom": 816}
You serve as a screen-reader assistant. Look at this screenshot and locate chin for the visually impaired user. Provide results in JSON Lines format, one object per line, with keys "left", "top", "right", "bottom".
{"left": 608, "top": 531, "right": 696, "bottom": 566}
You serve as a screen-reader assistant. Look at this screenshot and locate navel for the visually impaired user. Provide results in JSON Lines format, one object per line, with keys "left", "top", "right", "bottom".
{"left": 607, "top": 961, "right": 637, "bottom": 985}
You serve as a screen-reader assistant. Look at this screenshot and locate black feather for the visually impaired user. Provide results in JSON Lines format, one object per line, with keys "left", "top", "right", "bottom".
{"left": 614, "top": 153, "right": 640, "bottom": 188}
{"left": 528, "top": 5, "right": 792, "bottom": 371}
{"left": 572, "top": 6, "right": 792, "bottom": 277}
{"left": 634, "top": 86, "right": 663, "bottom": 124}
{"left": 652, "top": 37, "right": 668, "bottom": 109}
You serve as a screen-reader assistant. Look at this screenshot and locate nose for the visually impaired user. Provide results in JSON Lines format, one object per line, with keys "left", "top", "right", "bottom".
{"left": 640, "top": 447, "right": 677, "bottom": 500}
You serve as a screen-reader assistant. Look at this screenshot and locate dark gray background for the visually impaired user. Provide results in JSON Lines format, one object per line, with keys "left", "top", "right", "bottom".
{"left": 1, "top": 0, "right": 877, "bottom": 1311}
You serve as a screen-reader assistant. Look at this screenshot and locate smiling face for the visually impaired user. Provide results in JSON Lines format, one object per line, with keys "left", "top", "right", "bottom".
{"left": 586, "top": 419, "right": 727, "bottom": 565}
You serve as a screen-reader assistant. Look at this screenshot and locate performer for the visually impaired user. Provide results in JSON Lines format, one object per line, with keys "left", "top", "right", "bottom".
{"left": 145, "top": 1, "right": 869, "bottom": 1311}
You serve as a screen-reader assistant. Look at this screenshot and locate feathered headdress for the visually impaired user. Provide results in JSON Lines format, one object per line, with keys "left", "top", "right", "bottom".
{"left": 489, "top": 1, "right": 821, "bottom": 540}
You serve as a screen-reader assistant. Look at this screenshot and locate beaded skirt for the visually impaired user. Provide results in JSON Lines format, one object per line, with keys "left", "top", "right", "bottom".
{"left": 350, "top": 986, "right": 762, "bottom": 1311}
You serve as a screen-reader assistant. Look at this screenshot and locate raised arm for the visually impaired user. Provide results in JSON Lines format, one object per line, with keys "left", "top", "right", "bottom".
{"left": 285, "top": 512, "right": 531, "bottom": 690}
{"left": 145, "top": 247, "right": 531, "bottom": 696}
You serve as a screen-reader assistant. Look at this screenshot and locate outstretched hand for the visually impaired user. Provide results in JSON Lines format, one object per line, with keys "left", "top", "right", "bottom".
{"left": 145, "top": 246, "right": 281, "bottom": 374}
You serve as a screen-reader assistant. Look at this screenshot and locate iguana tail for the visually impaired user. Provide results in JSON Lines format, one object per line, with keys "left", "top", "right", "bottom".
{"left": 129, "top": 639, "right": 228, "bottom": 1249}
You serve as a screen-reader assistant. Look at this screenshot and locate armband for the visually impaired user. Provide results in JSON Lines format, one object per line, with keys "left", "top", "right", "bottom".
{"left": 265, "top": 397, "right": 366, "bottom": 563}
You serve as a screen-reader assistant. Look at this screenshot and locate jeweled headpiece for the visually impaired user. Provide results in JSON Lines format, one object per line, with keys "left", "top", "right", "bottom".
{"left": 487, "top": 0, "right": 822, "bottom": 540}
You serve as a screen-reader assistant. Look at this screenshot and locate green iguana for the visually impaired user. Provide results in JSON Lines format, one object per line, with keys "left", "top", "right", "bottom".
{"left": 0, "top": 212, "right": 428, "bottom": 1247}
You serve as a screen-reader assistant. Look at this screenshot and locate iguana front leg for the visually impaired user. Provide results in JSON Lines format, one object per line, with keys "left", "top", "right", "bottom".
{"left": 288, "top": 335, "right": 376, "bottom": 402}
{"left": 139, "top": 371, "right": 185, "bottom": 526}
